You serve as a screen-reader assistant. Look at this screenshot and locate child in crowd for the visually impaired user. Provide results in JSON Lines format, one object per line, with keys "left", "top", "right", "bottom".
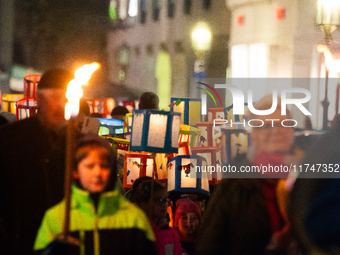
{"left": 175, "top": 199, "right": 201, "bottom": 255}
{"left": 136, "top": 180, "right": 182, "bottom": 255}
{"left": 34, "top": 133, "right": 157, "bottom": 255}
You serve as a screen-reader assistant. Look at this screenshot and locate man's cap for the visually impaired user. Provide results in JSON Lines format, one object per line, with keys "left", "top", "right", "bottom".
{"left": 38, "top": 69, "right": 74, "bottom": 90}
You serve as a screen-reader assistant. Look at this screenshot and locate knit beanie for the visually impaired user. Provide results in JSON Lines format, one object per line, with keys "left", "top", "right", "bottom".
{"left": 175, "top": 199, "right": 201, "bottom": 227}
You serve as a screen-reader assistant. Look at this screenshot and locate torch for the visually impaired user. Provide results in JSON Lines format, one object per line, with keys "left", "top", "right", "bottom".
{"left": 63, "top": 63, "right": 100, "bottom": 238}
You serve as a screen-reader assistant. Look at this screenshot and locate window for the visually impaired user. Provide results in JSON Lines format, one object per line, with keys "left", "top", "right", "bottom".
{"left": 118, "top": 0, "right": 128, "bottom": 19}
{"left": 140, "top": 0, "right": 147, "bottom": 24}
{"left": 128, "top": 0, "right": 138, "bottom": 17}
{"left": 183, "top": 0, "right": 191, "bottom": 15}
{"left": 109, "top": 0, "right": 117, "bottom": 20}
{"left": 168, "top": 0, "right": 175, "bottom": 18}
{"left": 153, "top": 0, "right": 161, "bottom": 21}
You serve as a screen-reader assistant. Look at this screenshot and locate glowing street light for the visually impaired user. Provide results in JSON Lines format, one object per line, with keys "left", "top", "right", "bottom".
{"left": 316, "top": 0, "right": 340, "bottom": 42}
{"left": 191, "top": 22, "right": 212, "bottom": 61}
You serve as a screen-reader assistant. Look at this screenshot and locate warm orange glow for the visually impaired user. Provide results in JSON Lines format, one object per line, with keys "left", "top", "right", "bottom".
{"left": 65, "top": 62, "right": 100, "bottom": 119}
{"left": 317, "top": 44, "right": 340, "bottom": 73}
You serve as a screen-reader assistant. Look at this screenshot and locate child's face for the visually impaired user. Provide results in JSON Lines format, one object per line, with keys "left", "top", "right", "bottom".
{"left": 74, "top": 146, "right": 111, "bottom": 193}
{"left": 177, "top": 212, "right": 199, "bottom": 237}
{"left": 149, "top": 189, "right": 168, "bottom": 220}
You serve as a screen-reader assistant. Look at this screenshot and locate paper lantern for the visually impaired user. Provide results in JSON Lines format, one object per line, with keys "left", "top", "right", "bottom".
{"left": 97, "top": 118, "right": 124, "bottom": 136}
{"left": 179, "top": 124, "right": 201, "bottom": 147}
{"left": 167, "top": 155, "right": 210, "bottom": 198}
{"left": 195, "top": 121, "right": 226, "bottom": 147}
{"left": 105, "top": 137, "right": 130, "bottom": 176}
{"left": 130, "top": 110, "right": 181, "bottom": 153}
{"left": 126, "top": 112, "right": 133, "bottom": 133}
{"left": 123, "top": 151, "right": 154, "bottom": 188}
{"left": 224, "top": 103, "right": 248, "bottom": 123}
{"left": 15, "top": 97, "right": 38, "bottom": 120}
{"left": 220, "top": 126, "right": 250, "bottom": 166}
{"left": 86, "top": 98, "right": 115, "bottom": 118}
{"left": 207, "top": 107, "right": 225, "bottom": 122}
{"left": 24, "top": 74, "right": 42, "bottom": 98}
{"left": 154, "top": 153, "right": 170, "bottom": 183}
{"left": 170, "top": 97, "right": 201, "bottom": 126}
{"left": 177, "top": 142, "right": 191, "bottom": 156}
{"left": 191, "top": 146, "right": 222, "bottom": 184}
{"left": 1, "top": 94, "right": 23, "bottom": 114}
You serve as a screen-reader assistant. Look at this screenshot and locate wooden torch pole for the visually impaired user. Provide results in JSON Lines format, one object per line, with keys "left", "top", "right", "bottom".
{"left": 62, "top": 117, "right": 77, "bottom": 238}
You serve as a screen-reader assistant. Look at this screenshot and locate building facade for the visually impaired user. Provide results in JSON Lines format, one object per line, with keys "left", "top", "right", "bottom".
{"left": 107, "top": 0, "right": 340, "bottom": 129}
{"left": 107, "top": 0, "right": 230, "bottom": 110}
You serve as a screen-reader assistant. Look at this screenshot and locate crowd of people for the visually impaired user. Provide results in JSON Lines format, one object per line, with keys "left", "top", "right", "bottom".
{"left": 0, "top": 68, "right": 339, "bottom": 255}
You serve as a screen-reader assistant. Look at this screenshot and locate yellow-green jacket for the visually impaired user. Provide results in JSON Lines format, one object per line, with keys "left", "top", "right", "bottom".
{"left": 34, "top": 184, "right": 157, "bottom": 255}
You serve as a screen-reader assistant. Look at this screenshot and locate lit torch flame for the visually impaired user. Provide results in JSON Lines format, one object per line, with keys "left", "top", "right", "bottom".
{"left": 65, "top": 62, "right": 100, "bottom": 119}
{"left": 317, "top": 44, "right": 340, "bottom": 74}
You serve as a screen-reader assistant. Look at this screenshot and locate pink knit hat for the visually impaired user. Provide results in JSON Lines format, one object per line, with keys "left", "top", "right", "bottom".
{"left": 175, "top": 199, "right": 201, "bottom": 227}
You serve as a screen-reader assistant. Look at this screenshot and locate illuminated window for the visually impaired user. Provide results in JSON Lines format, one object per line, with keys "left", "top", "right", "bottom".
{"left": 231, "top": 43, "right": 267, "bottom": 78}
{"left": 231, "top": 43, "right": 267, "bottom": 101}
{"left": 109, "top": 0, "right": 117, "bottom": 20}
{"left": 168, "top": 0, "right": 175, "bottom": 18}
{"left": 140, "top": 0, "right": 147, "bottom": 24}
{"left": 118, "top": 0, "right": 128, "bottom": 19}
{"left": 128, "top": 0, "right": 138, "bottom": 17}
{"left": 183, "top": 0, "right": 191, "bottom": 15}
{"left": 153, "top": 0, "right": 161, "bottom": 21}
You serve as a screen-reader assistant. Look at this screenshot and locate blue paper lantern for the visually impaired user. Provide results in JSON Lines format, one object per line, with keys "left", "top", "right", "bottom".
{"left": 130, "top": 110, "right": 181, "bottom": 153}
{"left": 167, "top": 155, "right": 210, "bottom": 198}
{"left": 170, "top": 97, "right": 201, "bottom": 126}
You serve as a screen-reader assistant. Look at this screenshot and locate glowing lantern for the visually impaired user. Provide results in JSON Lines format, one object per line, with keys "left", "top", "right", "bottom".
{"left": 123, "top": 151, "right": 154, "bottom": 188}
{"left": 130, "top": 110, "right": 181, "bottom": 153}
{"left": 207, "top": 107, "right": 225, "bottom": 122}
{"left": 191, "top": 146, "right": 222, "bottom": 185}
{"left": 24, "top": 74, "right": 42, "bottom": 98}
{"left": 126, "top": 112, "right": 133, "bottom": 133}
{"left": 105, "top": 137, "right": 130, "bottom": 176}
{"left": 167, "top": 155, "right": 210, "bottom": 198}
{"left": 220, "top": 126, "right": 250, "bottom": 166}
{"left": 195, "top": 121, "right": 226, "bottom": 147}
{"left": 170, "top": 97, "right": 201, "bottom": 126}
{"left": 224, "top": 103, "right": 248, "bottom": 123}
{"left": 15, "top": 97, "right": 37, "bottom": 120}
{"left": 179, "top": 124, "right": 201, "bottom": 147}
{"left": 177, "top": 142, "right": 191, "bottom": 156}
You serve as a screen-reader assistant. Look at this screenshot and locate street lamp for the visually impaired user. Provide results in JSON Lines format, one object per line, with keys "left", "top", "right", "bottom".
{"left": 191, "top": 22, "right": 212, "bottom": 61}
{"left": 316, "top": 0, "right": 340, "bottom": 42}
{"left": 316, "top": 0, "right": 340, "bottom": 130}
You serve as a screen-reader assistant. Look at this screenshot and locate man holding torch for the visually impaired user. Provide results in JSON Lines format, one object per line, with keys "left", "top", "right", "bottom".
{"left": 0, "top": 69, "right": 73, "bottom": 254}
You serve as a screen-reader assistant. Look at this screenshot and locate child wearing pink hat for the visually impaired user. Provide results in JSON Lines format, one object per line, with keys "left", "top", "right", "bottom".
{"left": 175, "top": 199, "right": 201, "bottom": 255}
